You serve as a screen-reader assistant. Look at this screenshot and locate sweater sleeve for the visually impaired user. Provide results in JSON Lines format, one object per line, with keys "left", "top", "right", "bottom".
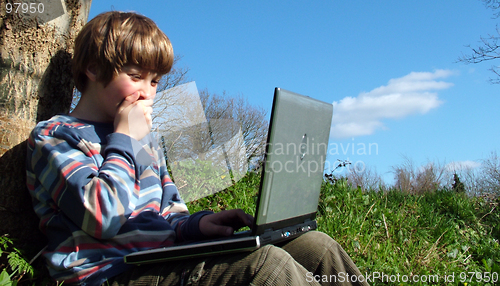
{"left": 27, "top": 122, "right": 144, "bottom": 240}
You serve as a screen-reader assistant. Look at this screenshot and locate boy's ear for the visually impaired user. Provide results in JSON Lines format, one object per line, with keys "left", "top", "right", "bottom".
{"left": 85, "top": 64, "right": 98, "bottom": 82}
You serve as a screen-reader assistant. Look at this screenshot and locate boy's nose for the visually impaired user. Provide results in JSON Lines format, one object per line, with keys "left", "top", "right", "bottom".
{"left": 138, "top": 86, "right": 156, "bottom": 100}
{"left": 139, "top": 93, "right": 151, "bottom": 100}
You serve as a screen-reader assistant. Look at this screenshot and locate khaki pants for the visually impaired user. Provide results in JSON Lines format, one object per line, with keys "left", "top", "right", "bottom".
{"left": 106, "top": 231, "right": 369, "bottom": 286}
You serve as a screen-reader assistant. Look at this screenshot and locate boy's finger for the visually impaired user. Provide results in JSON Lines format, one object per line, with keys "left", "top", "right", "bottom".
{"left": 143, "top": 106, "right": 153, "bottom": 116}
{"left": 246, "top": 214, "right": 254, "bottom": 226}
{"left": 118, "top": 92, "right": 141, "bottom": 111}
{"left": 139, "top": 99, "right": 154, "bottom": 107}
{"left": 210, "top": 224, "right": 233, "bottom": 237}
{"left": 230, "top": 209, "right": 253, "bottom": 226}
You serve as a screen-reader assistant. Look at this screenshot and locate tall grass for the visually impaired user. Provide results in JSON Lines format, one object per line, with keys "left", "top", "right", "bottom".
{"left": 187, "top": 172, "right": 500, "bottom": 285}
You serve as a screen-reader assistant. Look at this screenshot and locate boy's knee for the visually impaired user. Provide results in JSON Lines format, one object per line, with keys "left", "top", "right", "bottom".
{"left": 299, "top": 231, "right": 339, "bottom": 250}
{"left": 253, "top": 245, "right": 309, "bottom": 285}
{"left": 260, "top": 244, "right": 293, "bottom": 263}
{"left": 281, "top": 231, "right": 346, "bottom": 268}
{"left": 256, "top": 244, "right": 299, "bottom": 273}
{"left": 304, "top": 231, "right": 335, "bottom": 242}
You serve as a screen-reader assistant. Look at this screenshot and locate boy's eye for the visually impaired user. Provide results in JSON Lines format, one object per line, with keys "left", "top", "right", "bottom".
{"left": 151, "top": 78, "right": 161, "bottom": 87}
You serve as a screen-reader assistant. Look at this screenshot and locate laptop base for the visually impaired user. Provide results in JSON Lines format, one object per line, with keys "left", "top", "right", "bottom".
{"left": 124, "top": 220, "right": 317, "bottom": 265}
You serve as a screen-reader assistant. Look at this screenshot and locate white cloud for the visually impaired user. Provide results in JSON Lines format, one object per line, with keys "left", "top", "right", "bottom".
{"left": 446, "top": 161, "right": 481, "bottom": 172}
{"left": 331, "top": 69, "right": 455, "bottom": 138}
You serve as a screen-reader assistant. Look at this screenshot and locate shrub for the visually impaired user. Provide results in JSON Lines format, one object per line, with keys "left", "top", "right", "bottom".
{"left": 0, "top": 235, "right": 33, "bottom": 286}
{"left": 393, "top": 156, "right": 446, "bottom": 194}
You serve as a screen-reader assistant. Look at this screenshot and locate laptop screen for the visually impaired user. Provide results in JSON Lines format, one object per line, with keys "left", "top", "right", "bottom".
{"left": 256, "top": 88, "right": 333, "bottom": 226}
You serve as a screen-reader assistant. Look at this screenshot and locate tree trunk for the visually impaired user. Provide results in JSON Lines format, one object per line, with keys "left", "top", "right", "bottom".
{"left": 0, "top": 0, "right": 92, "bottom": 258}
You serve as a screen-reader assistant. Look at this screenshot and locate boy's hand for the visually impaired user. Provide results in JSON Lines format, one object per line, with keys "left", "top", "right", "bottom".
{"left": 199, "top": 209, "right": 254, "bottom": 237}
{"left": 114, "top": 93, "right": 154, "bottom": 141}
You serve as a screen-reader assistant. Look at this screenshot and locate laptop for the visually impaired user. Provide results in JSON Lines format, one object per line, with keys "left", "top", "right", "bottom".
{"left": 124, "top": 88, "right": 334, "bottom": 264}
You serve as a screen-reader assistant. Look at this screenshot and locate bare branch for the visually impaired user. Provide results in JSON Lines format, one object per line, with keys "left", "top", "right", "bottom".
{"left": 457, "top": 1, "right": 500, "bottom": 83}
{"left": 199, "top": 90, "right": 269, "bottom": 167}
{"left": 483, "top": 0, "right": 500, "bottom": 17}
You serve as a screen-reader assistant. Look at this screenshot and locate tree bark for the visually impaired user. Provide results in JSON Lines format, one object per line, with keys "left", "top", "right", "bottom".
{"left": 0, "top": 0, "right": 92, "bottom": 258}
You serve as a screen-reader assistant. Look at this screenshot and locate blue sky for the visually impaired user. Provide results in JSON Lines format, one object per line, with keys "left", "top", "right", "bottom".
{"left": 88, "top": 1, "right": 500, "bottom": 185}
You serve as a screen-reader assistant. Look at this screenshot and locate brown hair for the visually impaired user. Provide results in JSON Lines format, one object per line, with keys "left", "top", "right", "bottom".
{"left": 72, "top": 11, "right": 174, "bottom": 92}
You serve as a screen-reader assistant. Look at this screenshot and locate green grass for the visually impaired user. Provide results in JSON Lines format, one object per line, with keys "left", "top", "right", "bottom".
{"left": 187, "top": 172, "right": 500, "bottom": 285}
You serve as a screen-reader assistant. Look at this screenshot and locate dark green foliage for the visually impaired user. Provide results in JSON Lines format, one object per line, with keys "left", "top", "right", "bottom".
{"left": 187, "top": 171, "right": 261, "bottom": 216}
{"left": 317, "top": 179, "right": 500, "bottom": 285}
{"left": 452, "top": 173, "right": 466, "bottom": 194}
{"left": 0, "top": 235, "right": 34, "bottom": 286}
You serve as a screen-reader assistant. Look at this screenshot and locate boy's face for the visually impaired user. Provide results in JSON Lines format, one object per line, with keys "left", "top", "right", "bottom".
{"left": 99, "top": 65, "right": 161, "bottom": 121}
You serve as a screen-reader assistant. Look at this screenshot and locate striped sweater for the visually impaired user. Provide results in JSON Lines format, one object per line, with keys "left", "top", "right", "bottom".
{"left": 26, "top": 115, "right": 211, "bottom": 285}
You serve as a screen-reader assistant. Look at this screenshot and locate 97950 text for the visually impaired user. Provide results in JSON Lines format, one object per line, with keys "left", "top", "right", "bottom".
{"left": 5, "top": 2, "right": 45, "bottom": 14}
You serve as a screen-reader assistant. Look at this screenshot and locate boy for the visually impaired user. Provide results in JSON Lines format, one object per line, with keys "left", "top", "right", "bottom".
{"left": 27, "top": 11, "right": 369, "bottom": 285}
